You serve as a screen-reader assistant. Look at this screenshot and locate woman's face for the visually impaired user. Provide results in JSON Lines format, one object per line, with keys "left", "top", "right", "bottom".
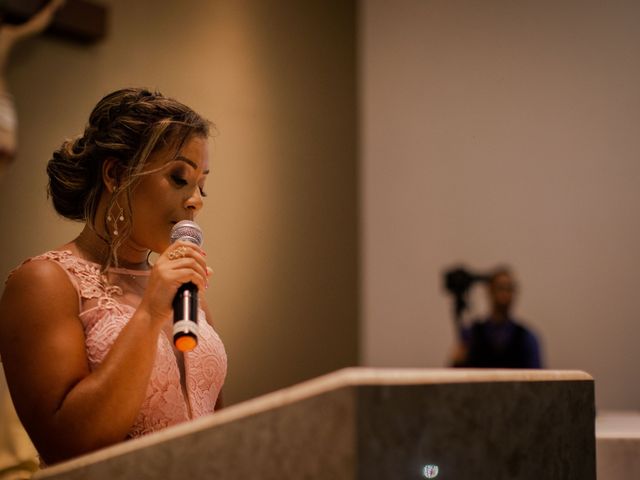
{"left": 126, "top": 135, "right": 210, "bottom": 254}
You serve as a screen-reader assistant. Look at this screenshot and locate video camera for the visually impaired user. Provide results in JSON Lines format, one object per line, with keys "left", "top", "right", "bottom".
{"left": 443, "top": 267, "right": 491, "bottom": 323}
{"left": 443, "top": 267, "right": 490, "bottom": 298}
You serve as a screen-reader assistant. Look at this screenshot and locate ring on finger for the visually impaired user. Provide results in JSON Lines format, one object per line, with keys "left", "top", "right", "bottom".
{"left": 168, "top": 246, "right": 188, "bottom": 260}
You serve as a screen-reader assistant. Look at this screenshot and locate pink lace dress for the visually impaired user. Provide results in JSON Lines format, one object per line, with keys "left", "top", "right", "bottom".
{"left": 13, "top": 250, "right": 227, "bottom": 438}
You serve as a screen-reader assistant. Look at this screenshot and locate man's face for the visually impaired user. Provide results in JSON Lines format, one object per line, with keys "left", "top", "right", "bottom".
{"left": 489, "top": 272, "right": 517, "bottom": 312}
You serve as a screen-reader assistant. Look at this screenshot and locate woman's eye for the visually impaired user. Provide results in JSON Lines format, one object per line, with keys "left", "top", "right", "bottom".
{"left": 171, "top": 173, "right": 207, "bottom": 197}
{"left": 171, "top": 174, "right": 187, "bottom": 187}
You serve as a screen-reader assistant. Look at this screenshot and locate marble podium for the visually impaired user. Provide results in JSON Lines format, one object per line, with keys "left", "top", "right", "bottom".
{"left": 596, "top": 411, "right": 640, "bottom": 480}
{"left": 35, "top": 368, "right": 595, "bottom": 480}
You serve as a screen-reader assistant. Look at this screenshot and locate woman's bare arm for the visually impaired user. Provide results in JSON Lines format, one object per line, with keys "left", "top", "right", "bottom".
{"left": 0, "top": 259, "right": 162, "bottom": 464}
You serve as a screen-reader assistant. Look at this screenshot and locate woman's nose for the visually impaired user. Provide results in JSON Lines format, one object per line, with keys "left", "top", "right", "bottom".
{"left": 185, "top": 188, "right": 204, "bottom": 213}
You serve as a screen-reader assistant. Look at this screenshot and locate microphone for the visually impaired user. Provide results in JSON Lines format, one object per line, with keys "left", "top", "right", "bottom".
{"left": 170, "top": 220, "right": 204, "bottom": 352}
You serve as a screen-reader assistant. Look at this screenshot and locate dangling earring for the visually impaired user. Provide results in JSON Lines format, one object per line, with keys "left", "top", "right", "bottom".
{"left": 107, "top": 200, "right": 125, "bottom": 236}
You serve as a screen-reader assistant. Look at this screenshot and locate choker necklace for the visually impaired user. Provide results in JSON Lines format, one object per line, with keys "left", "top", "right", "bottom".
{"left": 75, "top": 227, "right": 151, "bottom": 271}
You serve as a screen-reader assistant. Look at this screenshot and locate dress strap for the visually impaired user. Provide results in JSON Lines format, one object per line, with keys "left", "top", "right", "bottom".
{"left": 7, "top": 250, "right": 122, "bottom": 307}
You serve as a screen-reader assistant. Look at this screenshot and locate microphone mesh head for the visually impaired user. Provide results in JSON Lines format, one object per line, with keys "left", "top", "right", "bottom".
{"left": 170, "top": 220, "right": 203, "bottom": 246}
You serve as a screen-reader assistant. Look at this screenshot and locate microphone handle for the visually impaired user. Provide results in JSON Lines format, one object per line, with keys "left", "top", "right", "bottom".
{"left": 172, "top": 281, "right": 199, "bottom": 352}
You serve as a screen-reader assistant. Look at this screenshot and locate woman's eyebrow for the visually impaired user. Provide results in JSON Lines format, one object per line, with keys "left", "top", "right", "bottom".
{"left": 174, "top": 155, "right": 209, "bottom": 174}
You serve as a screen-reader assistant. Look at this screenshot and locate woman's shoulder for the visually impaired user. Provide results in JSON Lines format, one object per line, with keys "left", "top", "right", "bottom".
{"left": 1, "top": 252, "right": 81, "bottom": 328}
{"left": 8, "top": 249, "right": 100, "bottom": 281}
{"left": 5, "top": 250, "right": 79, "bottom": 291}
{"left": 5, "top": 249, "right": 102, "bottom": 298}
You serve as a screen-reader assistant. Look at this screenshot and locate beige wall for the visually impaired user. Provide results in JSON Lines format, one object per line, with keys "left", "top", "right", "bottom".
{"left": 361, "top": 0, "right": 640, "bottom": 408}
{"left": 4, "top": 0, "right": 635, "bottom": 415}
{"left": 0, "top": 0, "right": 358, "bottom": 405}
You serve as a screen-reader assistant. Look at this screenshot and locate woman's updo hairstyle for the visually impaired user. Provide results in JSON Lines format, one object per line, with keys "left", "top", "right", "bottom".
{"left": 47, "top": 88, "right": 211, "bottom": 265}
{"left": 48, "top": 87, "right": 210, "bottom": 221}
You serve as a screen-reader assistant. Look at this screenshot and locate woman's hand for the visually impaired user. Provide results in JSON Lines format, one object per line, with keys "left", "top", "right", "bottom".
{"left": 139, "top": 241, "right": 211, "bottom": 327}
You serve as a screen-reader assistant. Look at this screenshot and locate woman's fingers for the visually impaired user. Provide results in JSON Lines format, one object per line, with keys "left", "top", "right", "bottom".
{"left": 141, "top": 242, "right": 211, "bottom": 325}
{"left": 164, "top": 259, "right": 209, "bottom": 290}
{"left": 164, "top": 241, "right": 206, "bottom": 262}
{"left": 161, "top": 242, "right": 210, "bottom": 290}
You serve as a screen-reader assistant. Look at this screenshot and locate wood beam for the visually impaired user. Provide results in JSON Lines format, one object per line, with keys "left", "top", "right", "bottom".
{"left": 0, "top": 0, "right": 107, "bottom": 43}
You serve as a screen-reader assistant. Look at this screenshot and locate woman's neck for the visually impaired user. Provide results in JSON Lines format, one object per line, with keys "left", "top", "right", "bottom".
{"left": 74, "top": 225, "right": 150, "bottom": 270}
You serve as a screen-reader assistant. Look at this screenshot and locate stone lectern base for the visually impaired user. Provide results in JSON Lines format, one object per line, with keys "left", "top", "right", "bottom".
{"left": 35, "top": 368, "right": 595, "bottom": 480}
{"left": 596, "top": 411, "right": 640, "bottom": 480}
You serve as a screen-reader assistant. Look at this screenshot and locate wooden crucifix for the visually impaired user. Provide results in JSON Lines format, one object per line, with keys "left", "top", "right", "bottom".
{"left": 0, "top": 0, "right": 108, "bottom": 43}
{"left": 0, "top": 0, "right": 107, "bottom": 173}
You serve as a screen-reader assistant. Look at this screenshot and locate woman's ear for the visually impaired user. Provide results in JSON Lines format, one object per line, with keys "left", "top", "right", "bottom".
{"left": 102, "top": 157, "right": 121, "bottom": 193}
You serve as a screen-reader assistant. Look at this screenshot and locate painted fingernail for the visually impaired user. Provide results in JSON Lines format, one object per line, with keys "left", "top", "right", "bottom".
{"left": 206, "top": 266, "right": 213, "bottom": 276}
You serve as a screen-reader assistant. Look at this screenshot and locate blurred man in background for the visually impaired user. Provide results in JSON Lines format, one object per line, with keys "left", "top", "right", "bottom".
{"left": 451, "top": 268, "right": 543, "bottom": 369}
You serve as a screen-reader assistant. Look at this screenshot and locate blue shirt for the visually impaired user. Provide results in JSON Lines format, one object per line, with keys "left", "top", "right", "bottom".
{"left": 460, "top": 317, "right": 543, "bottom": 369}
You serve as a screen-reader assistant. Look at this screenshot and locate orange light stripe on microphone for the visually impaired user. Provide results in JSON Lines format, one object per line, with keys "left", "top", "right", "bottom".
{"left": 175, "top": 336, "right": 197, "bottom": 352}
